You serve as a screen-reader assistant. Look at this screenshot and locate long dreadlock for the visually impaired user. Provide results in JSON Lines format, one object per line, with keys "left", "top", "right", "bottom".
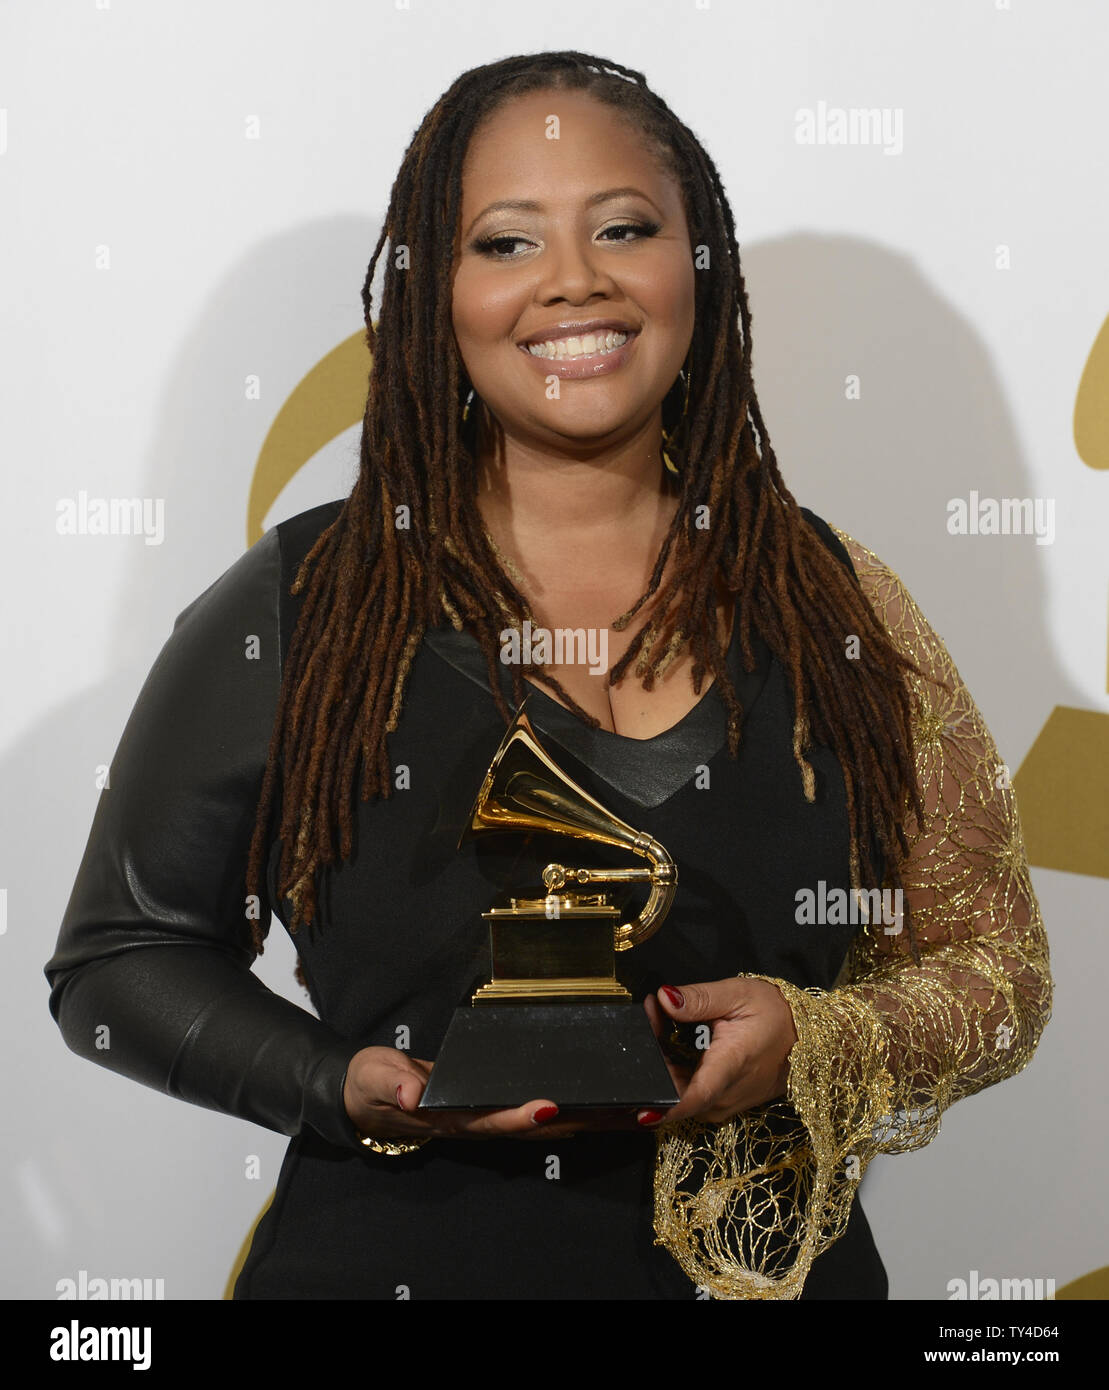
{"left": 245, "top": 50, "right": 927, "bottom": 965}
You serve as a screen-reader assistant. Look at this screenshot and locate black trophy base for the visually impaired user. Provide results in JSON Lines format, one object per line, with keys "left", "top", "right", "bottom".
{"left": 418, "top": 1002, "right": 679, "bottom": 1110}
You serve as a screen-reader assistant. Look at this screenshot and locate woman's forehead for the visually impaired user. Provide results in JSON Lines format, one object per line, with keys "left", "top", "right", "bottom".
{"left": 459, "top": 93, "right": 677, "bottom": 212}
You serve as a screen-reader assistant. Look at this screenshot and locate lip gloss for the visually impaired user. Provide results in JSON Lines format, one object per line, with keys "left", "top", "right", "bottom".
{"left": 516, "top": 332, "right": 638, "bottom": 381}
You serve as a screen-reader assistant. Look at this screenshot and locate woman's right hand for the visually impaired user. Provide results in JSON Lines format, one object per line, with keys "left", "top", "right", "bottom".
{"left": 342, "top": 1046, "right": 587, "bottom": 1142}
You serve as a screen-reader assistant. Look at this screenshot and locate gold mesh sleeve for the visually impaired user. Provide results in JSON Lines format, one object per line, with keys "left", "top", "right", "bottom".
{"left": 651, "top": 530, "right": 1053, "bottom": 1299}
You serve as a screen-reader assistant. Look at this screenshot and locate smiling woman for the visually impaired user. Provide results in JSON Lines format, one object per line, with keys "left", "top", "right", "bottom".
{"left": 45, "top": 50, "right": 1051, "bottom": 1301}
{"left": 453, "top": 93, "right": 693, "bottom": 443}
{"left": 450, "top": 85, "right": 706, "bottom": 739}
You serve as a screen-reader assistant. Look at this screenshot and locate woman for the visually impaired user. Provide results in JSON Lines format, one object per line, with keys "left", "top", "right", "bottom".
{"left": 44, "top": 51, "right": 1052, "bottom": 1300}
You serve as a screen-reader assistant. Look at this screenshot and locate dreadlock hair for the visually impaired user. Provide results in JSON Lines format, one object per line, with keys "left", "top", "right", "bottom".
{"left": 244, "top": 49, "right": 929, "bottom": 967}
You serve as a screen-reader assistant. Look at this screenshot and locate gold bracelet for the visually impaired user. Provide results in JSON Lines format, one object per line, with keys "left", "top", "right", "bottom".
{"left": 355, "top": 1129, "right": 430, "bottom": 1156}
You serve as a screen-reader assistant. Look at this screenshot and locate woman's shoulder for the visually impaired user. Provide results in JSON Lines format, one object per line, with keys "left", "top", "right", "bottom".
{"left": 811, "top": 519, "right": 904, "bottom": 615}
{"left": 798, "top": 509, "right": 902, "bottom": 606}
{"left": 160, "top": 499, "right": 347, "bottom": 684}
{"left": 799, "top": 506, "right": 856, "bottom": 577}
{"left": 272, "top": 498, "right": 347, "bottom": 578}
{"left": 813, "top": 520, "right": 952, "bottom": 691}
{"left": 798, "top": 512, "right": 920, "bottom": 648}
{"left": 269, "top": 499, "right": 348, "bottom": 666}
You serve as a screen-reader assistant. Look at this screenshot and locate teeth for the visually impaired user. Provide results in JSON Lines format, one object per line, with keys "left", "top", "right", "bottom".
{"left": 526, "top": 330, "right": 629, "bottom": 360}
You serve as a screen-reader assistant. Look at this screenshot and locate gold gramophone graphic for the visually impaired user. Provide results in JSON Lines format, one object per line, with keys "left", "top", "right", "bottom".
{"left": 419, "top": 698, "right": 681, "bottom": 1110}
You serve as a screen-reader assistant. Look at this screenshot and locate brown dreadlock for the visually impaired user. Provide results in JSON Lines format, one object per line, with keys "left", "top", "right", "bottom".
{"left": 244, "top": 50, "right": 927, "bottom": 965}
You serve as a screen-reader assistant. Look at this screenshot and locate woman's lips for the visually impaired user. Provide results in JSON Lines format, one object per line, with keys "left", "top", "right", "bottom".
{"left": 516, "top": 330, "right": 638, "bottom": 380}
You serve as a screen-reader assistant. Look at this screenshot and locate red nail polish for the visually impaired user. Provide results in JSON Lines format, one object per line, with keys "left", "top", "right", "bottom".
{"left": 660, "top": 985, "right": 684, "bottom": 1009}
{"left": 638, "top": 1109, "right": 664, "bottom": 1126}
{"left": 396, "top": 1084, "right": 406, "bottom": 1111}
{"left": 532, "top": 1104, "right": 559, "bottom": 1123}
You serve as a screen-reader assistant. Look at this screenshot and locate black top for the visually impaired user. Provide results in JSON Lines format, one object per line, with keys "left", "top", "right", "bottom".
{"left": 45, "top": 499, "right": 887, "bottom": 1300}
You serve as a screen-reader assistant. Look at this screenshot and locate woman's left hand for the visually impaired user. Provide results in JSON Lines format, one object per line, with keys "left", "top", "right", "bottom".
{"left": 641, "top": 977, "right": 799, "bottom": 1125}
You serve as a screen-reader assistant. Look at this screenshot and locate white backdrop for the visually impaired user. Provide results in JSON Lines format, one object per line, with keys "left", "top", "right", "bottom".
{"left": 2, "top": 0, "right": 1106, "bottom": 1301}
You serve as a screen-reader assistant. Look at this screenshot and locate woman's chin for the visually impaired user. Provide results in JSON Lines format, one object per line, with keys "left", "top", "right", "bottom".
{"left": 525, "top": 412, "right": 658, "bottom": 450}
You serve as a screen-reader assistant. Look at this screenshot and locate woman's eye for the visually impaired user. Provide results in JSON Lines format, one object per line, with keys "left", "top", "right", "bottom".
{"left": 599, "top": 220, "right": 661, "bottom": 242}
{"left": 471, "top": 220, "right": 661, "bottom": 260}
{"left": 473, "top": 234, "right": 532, "bottom": 259}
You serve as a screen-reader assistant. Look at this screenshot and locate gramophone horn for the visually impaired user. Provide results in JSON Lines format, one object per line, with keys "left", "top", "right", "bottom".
{"left": 459, "top": 698, "right": 676, "bottom": 949}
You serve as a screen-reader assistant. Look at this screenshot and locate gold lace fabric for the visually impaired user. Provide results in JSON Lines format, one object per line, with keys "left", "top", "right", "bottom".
{"left": 651, "top": 529, "right": 1054, "bottom": 1298}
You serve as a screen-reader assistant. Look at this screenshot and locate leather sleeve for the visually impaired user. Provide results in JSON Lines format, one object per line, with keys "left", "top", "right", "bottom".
{"left": 43, "top": 524, "right": 364, "bottom": 1150}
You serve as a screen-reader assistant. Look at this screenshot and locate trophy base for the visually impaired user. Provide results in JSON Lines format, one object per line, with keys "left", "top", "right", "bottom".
{"left": 472, "top": 976, "right": 631, "bottom": 1002}
{"left": 417, "top": 1002, "right": 679, "bottom": 1110}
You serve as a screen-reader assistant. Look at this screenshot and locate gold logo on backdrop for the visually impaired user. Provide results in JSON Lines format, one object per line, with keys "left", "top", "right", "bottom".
{"left": 1074, "top": 312, "right": 1109, "bottom": 473}
{"left": 1014, "top": 314, "right": 1109, "bottom": 878}
{"left": 246, "top": 331, "right": 371, "bottom": 546}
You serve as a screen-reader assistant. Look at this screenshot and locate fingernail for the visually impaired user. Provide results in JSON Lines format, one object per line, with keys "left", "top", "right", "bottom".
{"left": 660, "top": 985, "right": 684, "bottom": 1009}
{"left": 638, "top": 1109, "right": 664, "bottom": 1126}
{"left": 396, "top": 1085, "right": 406, "bottom": 1111}
{"left": 532, "top": 1104, "right": 559, "bottom": 1124}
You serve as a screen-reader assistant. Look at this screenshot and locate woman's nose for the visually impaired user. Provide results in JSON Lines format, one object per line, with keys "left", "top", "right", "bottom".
{"left": 534, "top": 235, "right": 616, "bottom": 303}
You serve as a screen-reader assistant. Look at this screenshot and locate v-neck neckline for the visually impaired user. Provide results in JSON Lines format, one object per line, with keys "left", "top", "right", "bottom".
{"left": 422, "top": 609, "right": 771, "bottom": 809}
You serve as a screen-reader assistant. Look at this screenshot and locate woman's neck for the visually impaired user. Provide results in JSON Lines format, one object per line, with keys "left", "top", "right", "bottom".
{"left": 473, "top": 418, "right": 681, "bottom": 583}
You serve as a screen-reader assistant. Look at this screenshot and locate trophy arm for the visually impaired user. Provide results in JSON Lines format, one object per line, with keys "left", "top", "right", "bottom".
{"left": 542, "top": 834, "right": 678, "bottom": 951}
{"left": 615, "top": 839, "right": 677, "bottom": 950}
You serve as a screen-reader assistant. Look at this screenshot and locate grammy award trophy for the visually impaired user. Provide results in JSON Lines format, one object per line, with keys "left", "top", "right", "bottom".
{"left": 419, "top": 697, "right": 680, "bottom": 1111}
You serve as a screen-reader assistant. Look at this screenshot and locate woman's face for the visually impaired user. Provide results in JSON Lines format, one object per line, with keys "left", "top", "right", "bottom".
{"left": 451, "top": 88, "right": 695, "bottom": 455}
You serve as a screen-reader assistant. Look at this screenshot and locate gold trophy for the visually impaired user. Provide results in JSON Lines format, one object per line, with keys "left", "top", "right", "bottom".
{"left": 419, "top": 698, "right": 680, "bottom": 1111}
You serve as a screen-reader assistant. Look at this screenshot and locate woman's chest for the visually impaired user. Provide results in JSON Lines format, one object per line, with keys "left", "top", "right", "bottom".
{"left": 518, "top": 592, "right": 734, "bottom": 740}
{"left": 278, "top": 650, "right": 858, "bottom": 1039}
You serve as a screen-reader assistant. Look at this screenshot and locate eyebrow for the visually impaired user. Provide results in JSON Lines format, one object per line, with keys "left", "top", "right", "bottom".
{"left": 463, "top": 186, "right": 665, "bottom": 240}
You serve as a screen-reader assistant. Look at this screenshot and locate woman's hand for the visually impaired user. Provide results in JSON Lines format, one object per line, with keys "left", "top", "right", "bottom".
{"left": 343, "top": 976, "right": 798, "bottom": 1147}
{"left": 642, "top": 977, "right": 799, "bottom": 1125}
{"left": 342, "top": 1046, "right": 588, "bottom": 1142}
